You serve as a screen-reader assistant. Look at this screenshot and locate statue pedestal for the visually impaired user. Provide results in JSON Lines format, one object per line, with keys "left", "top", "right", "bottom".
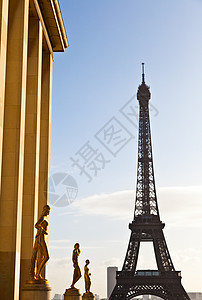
{"left": 82, "top": 292, "right": 95, "bottom": 300}
{"left": 64, "top": 288, "right": 82, "bottom": 300}
{"left": 21, "top": 281, "right": 52, "bottom": 300}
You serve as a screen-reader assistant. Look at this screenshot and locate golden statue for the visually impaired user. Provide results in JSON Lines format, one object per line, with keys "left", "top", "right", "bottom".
{"left": 71, "top": 243, "right": 81, "bottom": 289}
{"left": 84, "top": 259, "right": 91, "bottom": 293}
{"left": 30, "top": 204, "right": 50, "bottom": 282}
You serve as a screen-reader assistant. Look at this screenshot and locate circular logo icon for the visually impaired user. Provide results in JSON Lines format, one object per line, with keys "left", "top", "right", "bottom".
{"left": 47, "top": 173, "right": 78, "bottom": 207}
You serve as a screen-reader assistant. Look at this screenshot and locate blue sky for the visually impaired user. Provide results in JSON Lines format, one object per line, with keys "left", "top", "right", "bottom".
{"left": 48, "top": 1, "right": 202, "bottom": 298}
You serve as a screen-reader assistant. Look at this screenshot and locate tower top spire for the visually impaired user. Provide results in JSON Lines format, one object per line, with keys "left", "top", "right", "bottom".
{"left": 137, "top": 63, "right": 151, "bottom": 102}
{"left": 142, "top": 62, "right": 145, "bottom": 83}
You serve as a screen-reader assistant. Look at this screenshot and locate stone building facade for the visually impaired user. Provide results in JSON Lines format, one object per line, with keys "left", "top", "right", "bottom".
{"left": 0, "top": 0, "right": 68, "bottom": 299}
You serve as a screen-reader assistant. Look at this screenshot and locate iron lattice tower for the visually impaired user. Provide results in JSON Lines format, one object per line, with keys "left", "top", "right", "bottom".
{"left": 109, "top": 64, "right": 190, "bottom": 300}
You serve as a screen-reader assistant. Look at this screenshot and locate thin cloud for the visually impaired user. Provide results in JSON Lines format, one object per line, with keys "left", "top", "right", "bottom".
{"left": 49, "top": 244, "right": 104, "bottom": 250}
{"left": 71, "top": 186, "right": 202, "bottom": 228}
{"left": 49, "top": 245, "right": 72, "bottom": 250}
{"left": 173, "top": 248, "right": 202, "bottom": 264}
{"left": 72, "top": 190, "right": 134, "bottom": 220}
{"left": 50, "top": 239, "right": 71, "bottom": 244}
{"left": 102, "top": 258, "right": 122, "bottom": 267}
{"left": 48, "top": 257, "right": 70, "bottom": 267}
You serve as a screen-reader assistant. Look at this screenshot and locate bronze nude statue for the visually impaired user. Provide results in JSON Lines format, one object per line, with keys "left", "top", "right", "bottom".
{"left": 84, "top": 259, "right": 91, "bottom": 293}
{"left": 30, "top": 204, "right": 50, "bottom": 282}
{"left": 71, "top": 243, "right": 82, "bottom": 289}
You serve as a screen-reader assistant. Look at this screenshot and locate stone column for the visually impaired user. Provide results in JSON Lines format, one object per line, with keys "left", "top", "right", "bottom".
{"left": 0, "top": 0, "right": 29, "bottom": 299}
{"left": 37, "top": 50, "right": 53, "bottom": 279}
{"left": 38, "top": 50, "right": 53, "bottom": 212}
{"left": 19, "top": 17, "right": 43, "bottom": 296}
{"left": 0, "top": 0, "right": 9, "bottom": 186}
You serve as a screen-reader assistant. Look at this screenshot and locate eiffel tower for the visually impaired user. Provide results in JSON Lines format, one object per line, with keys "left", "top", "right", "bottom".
{"left": 109, "top": 64, "right": 190, "bottom": 300}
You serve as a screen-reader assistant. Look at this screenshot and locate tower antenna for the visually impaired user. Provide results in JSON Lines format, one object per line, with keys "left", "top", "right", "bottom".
{"left": 142, "top": 62, "right": 145, "bottom": 83}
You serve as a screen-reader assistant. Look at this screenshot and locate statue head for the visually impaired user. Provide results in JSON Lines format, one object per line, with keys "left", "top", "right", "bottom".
{"left": 74, "top": 243, "right": 80, "bottom": 249}
{"left": 42, "top": 205, "right": 51, "bottom": 216}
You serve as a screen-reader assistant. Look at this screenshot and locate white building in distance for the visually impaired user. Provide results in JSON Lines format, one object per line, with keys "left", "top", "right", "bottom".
{"left": 107, "top": 266, "right": 118, "bottom": 299}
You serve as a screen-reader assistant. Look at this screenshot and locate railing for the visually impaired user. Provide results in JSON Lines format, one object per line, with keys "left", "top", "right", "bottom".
{"left": 136, "top": 270, "right": 160, "bottom": 276}
{"left": 116, "top": 270, "right": 181, "bottom": 278}
{"left": 134, "top": 215, "right": 160, "bottom": 223}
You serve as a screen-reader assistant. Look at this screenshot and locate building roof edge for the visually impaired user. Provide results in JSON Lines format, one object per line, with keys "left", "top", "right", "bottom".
{"left": 53, "top": 0, "right": 68, "bottom": 49}
{"left": 38, "top": 0, "right": 68, "bottom": 52}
